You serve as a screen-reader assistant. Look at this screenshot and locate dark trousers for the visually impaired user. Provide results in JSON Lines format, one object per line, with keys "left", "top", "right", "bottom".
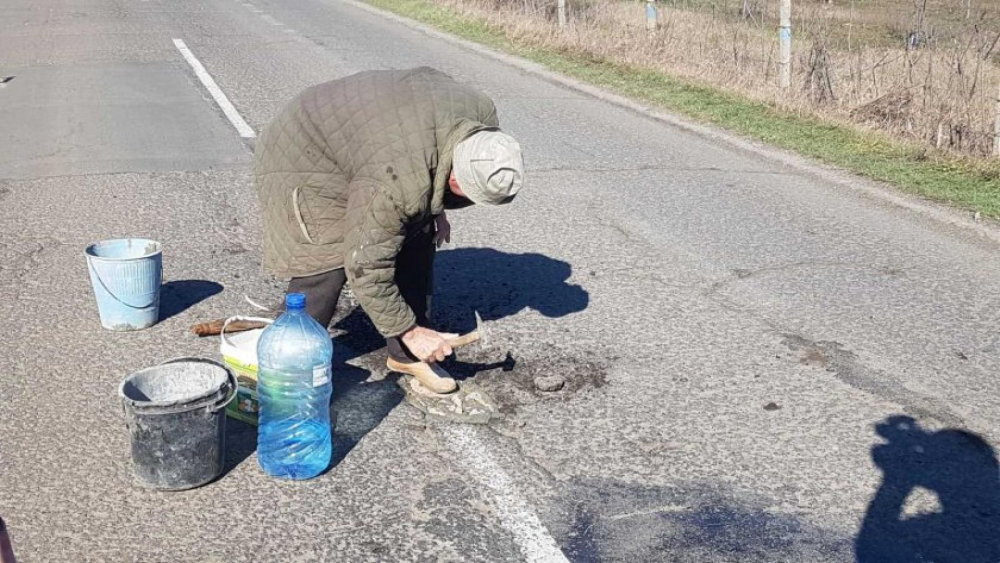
{"left": 287, "top": 224, "right": 435, "bottom": 363}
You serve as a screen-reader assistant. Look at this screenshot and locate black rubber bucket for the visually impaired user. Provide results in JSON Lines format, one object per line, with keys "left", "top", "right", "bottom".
{"left": 119, "top": 358, "right": 237, "bottom": 491}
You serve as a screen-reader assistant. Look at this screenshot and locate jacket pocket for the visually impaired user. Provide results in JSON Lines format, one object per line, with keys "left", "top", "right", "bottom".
{"left": 291, "top": 181, "right": 347, "bottom": 246}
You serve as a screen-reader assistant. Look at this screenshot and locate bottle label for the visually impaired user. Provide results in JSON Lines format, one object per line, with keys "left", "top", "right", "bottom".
{"left": 312, "top": 365, "right": 330, "bottom": 387}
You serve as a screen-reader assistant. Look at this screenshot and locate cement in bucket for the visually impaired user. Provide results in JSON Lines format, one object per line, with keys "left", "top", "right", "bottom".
{"left": 119, "top": 358, "right": 236, "bottom": 491}
{"left": 85, "top": 238, "right": 162, "bottom": 331}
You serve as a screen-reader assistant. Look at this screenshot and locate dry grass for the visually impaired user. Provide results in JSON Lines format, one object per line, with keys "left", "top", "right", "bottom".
{"left": 437, "top": 0, "right": 1000, "bottom": 157}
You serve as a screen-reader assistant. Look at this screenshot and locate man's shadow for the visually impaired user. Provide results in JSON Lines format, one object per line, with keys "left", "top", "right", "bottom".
{"left": 434, "top": 248, "right": 589, "bottom": 379}
{"left": 856, "top": 415, "right": 1000, "bottom": 562}
{"left": 433, "top": 248, "right": 589, "bottom": 332}
{"left": 226, "top": 248, "right": 589, "bottom": 473}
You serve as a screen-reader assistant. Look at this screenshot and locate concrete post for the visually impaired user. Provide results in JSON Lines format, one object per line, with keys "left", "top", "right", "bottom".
{"left": 646, "top": 0, "right": 657, "bottom": 31}
{"left": 558, "top": 0, "right": 567, "bottom": 28}
{"left": 779, "top": 0, "right": 792, "bottom": 90}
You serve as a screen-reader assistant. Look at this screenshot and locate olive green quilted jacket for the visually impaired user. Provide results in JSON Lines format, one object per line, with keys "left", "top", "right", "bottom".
{"left": 253, "top": 67, "right": 499, "bottom": 337}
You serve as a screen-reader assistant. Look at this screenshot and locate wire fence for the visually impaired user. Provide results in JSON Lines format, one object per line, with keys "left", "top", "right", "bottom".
{"left": 448, "top": 0, "right": 1000, "bottom": 158}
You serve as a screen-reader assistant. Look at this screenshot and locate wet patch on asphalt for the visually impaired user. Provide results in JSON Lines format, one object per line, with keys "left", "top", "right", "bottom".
{"left": 552, "top": 477, "right": 852, "bottom": 562}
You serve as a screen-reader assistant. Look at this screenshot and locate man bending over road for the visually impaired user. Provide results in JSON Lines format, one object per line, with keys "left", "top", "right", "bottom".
{"left": 254, "top": 67, "right": 524, "bottom": 393}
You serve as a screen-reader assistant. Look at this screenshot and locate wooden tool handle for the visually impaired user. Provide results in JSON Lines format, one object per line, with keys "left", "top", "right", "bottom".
{"left": 191, "top": 318, "right": 268, "bottom": 337}
{"left": 447, "top": 331, "right": 481, "bottom": 349}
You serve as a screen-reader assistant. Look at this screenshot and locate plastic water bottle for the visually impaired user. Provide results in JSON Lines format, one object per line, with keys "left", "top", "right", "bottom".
{"left": 256, "top": 293, "right": 333, "bottom": 479}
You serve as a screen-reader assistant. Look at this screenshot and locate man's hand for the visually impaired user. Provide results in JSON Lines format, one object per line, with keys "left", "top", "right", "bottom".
{"left": 401, "top": 326, "right": 455, "bottom": 363}
{"left": 433, "top": 212, "right": 451, "bottom": 248}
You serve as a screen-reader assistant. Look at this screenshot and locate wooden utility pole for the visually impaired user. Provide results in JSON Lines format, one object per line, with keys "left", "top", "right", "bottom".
{"left": 994, "top": 77, "right": 1000, "bottom": 157}
{"left": 779, "top": 0, "right": 792, "bottom": 90}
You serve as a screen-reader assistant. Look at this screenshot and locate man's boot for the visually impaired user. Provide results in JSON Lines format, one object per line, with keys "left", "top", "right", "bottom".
{"left": 386, "top": 358, "right": 458, "bottom": 394}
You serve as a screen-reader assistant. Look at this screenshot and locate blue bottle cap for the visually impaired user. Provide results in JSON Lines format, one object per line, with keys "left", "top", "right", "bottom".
{"left": 286, "top": 293, "right": 306, "bottom": 310}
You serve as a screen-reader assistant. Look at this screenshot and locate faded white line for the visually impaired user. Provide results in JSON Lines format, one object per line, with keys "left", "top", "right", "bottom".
{"left": 260, "top": 14, "right": 283, "bottom": 25}
{"left": 283, "top": 28, "right": 297, "bottom": 33}
{"left": 172, "top": 39, "right": 256, "bottom": 138}
{"left": 606, "top": 504, "right": 687, "bottom": 521}
{"left": 441, "top": 426, "right": 569, "bottom": 563}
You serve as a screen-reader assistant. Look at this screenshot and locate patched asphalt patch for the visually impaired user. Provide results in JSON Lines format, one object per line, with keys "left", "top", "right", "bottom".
{"left": 781, "top": 333, "right": 965, "bottom": 427}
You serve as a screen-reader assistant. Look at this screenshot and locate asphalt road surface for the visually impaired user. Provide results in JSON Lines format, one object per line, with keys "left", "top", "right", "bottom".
{"left": 2, "top": 0, "right": 1000, "bottom": 561}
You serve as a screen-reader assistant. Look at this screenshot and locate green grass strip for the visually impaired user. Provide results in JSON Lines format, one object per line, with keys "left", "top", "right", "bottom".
{"left": 366, "top": 0, "right": 1000, "bottom": 217}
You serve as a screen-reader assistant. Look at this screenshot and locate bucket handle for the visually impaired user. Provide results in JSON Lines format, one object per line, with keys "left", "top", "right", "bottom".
{"left": 86, "top": 258, "right": 158, "bottom": 310}
{"left": 220, "top": 316, "right": 273, "bottom": 348}
{"left": 160, "top": 357, "right": 239, "bottom": 413}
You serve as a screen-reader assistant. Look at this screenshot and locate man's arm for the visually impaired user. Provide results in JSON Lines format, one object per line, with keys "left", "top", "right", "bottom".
{"left": 343, "top": 180, "right": 415, "bottom": 338}
{"left": 344, "top": 181, "right": 456, "bottom": 362}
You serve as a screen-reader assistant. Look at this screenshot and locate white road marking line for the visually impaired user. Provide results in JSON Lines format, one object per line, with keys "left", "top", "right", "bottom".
{"left": 441, "top": 426, "right": 570, "bottom": 563}
{"left": 172, "top": 38, "right": 256, "bottom": 139}
{"left": 260, "top": 14, "right": 283, "bottom": 25}
{"left": 283, "top": 28, "right": 297, "bottom": 33}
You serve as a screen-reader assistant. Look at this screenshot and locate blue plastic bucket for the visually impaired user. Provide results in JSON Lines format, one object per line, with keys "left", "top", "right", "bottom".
{"left": 85, "top": 238, "right": 163, "bottom": 331}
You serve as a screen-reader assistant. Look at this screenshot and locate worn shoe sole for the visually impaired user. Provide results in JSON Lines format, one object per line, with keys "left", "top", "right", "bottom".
{"left": 386, "top": 358, "right": 458, "bottom": 394}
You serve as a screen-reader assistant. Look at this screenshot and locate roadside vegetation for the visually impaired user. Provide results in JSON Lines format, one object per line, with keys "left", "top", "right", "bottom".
{"left": 367, "top": 0, "right": 1000, "bottom": 216}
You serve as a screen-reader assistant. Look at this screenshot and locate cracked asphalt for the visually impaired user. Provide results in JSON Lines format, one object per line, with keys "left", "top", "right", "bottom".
{"left": 2, "top": 0, "right": 1000, "bottom": 561}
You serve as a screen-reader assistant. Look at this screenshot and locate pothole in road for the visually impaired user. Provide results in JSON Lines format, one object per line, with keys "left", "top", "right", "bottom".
{"left": 326, "top": 298, "right": 608, "bottom": 413}
{"left": 445, "top": 348, "right": 609, "bottom": 413}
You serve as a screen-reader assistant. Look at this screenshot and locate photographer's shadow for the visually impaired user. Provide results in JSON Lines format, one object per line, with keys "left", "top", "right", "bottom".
{"left": 856, "top": 415, "right": 1000, "bottom": 562}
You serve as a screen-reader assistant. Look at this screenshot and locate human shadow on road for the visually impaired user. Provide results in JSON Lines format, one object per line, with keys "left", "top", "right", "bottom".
{"left": 855, "top": 415, "right": 1000, "bottom": 563}
{"left": 433, "top": 248, "right": 589, "bottom": 333}
{"left": 434, "top": 248, "right": 589, "bottom": 380}
{"left": 159, "top": 280, "right": 223, "bottom": 321}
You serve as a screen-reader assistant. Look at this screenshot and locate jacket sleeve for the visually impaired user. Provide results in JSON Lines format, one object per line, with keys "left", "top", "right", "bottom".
{"left": 343, "top": 180, "right": 417, "bottom": 338}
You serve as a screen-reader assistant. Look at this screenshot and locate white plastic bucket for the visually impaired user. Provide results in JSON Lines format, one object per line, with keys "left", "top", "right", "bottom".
{"left": 220, "top": 316, "right": 272, "bottom": 425}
